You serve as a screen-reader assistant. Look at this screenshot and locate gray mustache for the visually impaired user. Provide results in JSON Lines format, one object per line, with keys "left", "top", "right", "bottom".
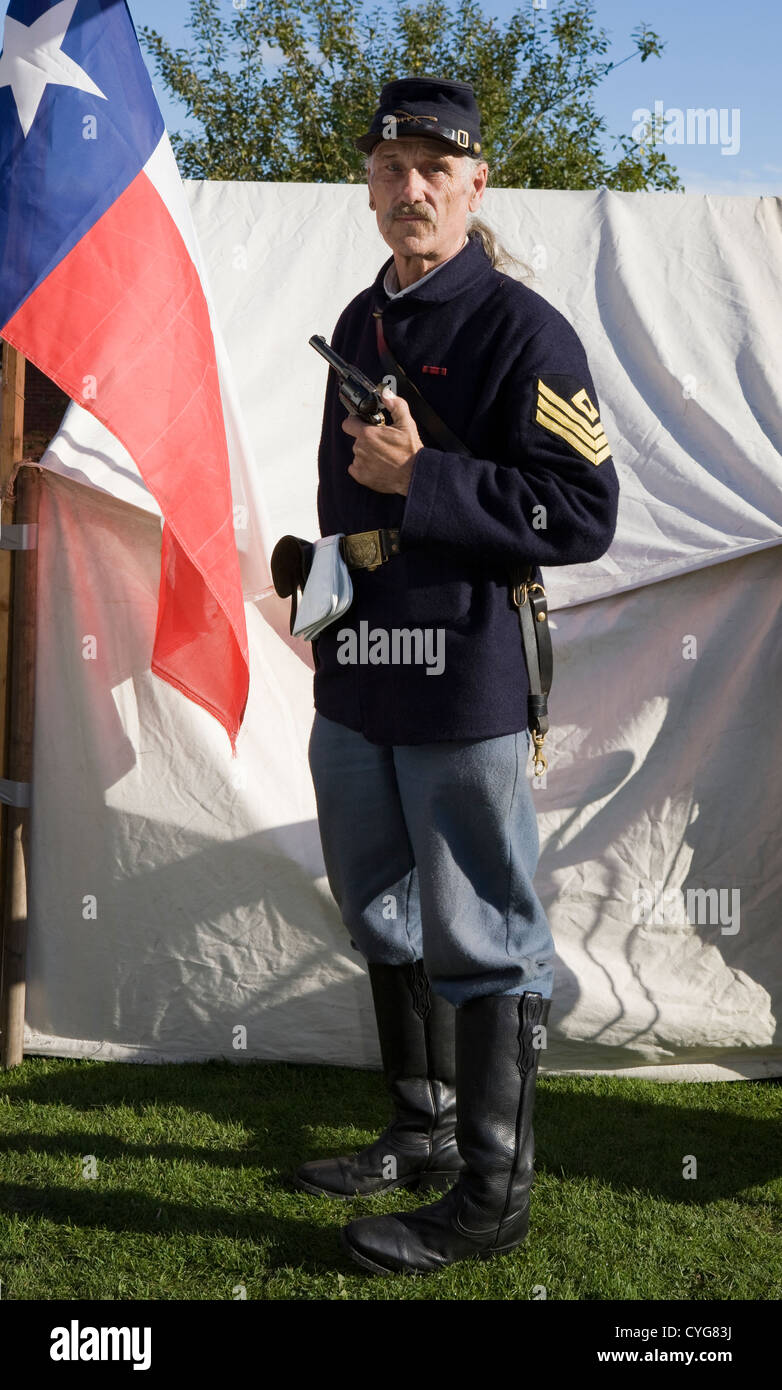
{"left": 393, "top": 206, "right": 436, "bottom": 221}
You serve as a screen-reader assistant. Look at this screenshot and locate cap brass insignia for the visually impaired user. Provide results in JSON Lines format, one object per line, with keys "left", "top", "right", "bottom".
{"left": 535, "top": 378, "right": 611, "bottom": 466}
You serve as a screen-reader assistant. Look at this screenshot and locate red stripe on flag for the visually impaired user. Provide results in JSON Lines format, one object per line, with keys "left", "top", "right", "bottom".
{"left": 3, "top": 169, "right": 248, "bottom": 749}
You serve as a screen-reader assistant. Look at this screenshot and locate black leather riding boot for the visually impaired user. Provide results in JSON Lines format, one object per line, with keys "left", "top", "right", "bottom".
{"left": 295, "top": 960, "right": 464, "bottom": 1198}
{"left": 340, "top": 990, "right": 551, "bottom": 1272}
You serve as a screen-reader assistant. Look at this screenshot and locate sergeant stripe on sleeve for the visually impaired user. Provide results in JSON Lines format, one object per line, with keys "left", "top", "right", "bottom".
{"left": 535, "top": 379, "right": 612, "bottom": 466}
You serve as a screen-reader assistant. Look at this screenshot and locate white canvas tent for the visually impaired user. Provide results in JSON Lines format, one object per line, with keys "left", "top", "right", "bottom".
{"left": 17, "top": 183, "right": 782, "bottom": 1081}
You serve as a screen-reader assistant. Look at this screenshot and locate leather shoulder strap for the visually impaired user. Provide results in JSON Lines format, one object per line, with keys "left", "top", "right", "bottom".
{"left": 374, "top": 309, "right": 473, "bottom": 457}
{"left": 375, "top": 307, "right": 533, "bottom": 589}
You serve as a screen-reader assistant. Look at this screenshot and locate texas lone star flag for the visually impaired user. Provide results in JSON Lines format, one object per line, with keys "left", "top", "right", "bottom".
{"left": 0, "top": 0, "right": 250, "bottom": 750}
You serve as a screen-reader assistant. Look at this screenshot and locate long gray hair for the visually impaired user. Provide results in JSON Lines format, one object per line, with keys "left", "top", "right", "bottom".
{"left": 466, "top": 215, "right": 532, "bottom": 279}
{"left": 363, "top": 149, "right": 533, "bottom": 280}
{"left": 459, "top": 154, "right": 532, "bottom": 279}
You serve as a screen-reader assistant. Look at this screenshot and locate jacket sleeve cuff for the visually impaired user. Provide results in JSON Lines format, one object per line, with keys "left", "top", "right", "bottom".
{"left": 399, "top": 447, "right": 443, "bottom": 547}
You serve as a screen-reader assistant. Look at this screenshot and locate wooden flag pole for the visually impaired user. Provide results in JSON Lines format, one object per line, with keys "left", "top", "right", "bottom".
{"left": 0, "top": 340, "right": 25, "bottom": 756}
{"left": 0, "top": 344, "right": 26, "bottom": 1046}
{"left": 0, "top": 341, "right": 40, "bottom": 1069}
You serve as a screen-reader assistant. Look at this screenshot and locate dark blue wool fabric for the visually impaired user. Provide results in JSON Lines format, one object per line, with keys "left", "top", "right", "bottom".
{"left": 312, "top": 233, "right": 619, "bottom": 744}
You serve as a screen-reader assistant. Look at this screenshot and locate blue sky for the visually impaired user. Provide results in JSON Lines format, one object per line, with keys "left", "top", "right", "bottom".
{"left": 9, "top": 0, "right": 782, "bottom": 193}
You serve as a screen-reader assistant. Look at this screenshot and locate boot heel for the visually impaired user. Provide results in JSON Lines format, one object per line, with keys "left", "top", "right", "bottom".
{"left": 484, "top": 1202, "right": 531, "bottom": 1255}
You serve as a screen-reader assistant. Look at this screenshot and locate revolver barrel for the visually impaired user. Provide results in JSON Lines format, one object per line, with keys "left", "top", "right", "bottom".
{"left": 309, "top": 334, "right": 349, "bottom": 376}
{"left": 309, "top": 334, "right": 388, "bottom": 425}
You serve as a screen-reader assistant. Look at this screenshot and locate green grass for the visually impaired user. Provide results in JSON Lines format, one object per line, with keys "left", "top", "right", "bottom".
{"left": 0, "top": 1058, "right": 780, "bottom": 1300}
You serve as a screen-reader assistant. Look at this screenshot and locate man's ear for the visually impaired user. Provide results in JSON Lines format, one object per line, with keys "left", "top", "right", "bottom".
{"left": 468, "top": 160, "right": 489, "bottom": 212}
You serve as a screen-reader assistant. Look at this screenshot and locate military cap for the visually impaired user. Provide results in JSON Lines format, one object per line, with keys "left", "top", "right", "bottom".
{"left": 354, "top": 76, "right": 483, "bottom": 157}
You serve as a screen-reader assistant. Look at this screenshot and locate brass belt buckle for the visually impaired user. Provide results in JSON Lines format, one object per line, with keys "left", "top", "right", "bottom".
{"left": 343, "top": 529, "right": 383, "bottom": 571}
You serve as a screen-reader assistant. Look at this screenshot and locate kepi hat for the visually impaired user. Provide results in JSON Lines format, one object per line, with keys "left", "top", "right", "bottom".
{"left": 354, "top": 76, "right": 483, "bottom": 157}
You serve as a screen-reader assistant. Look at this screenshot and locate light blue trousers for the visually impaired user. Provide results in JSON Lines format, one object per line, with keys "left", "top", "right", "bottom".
{"left": 308, "top": 712, "right": 555, "bottom": 1007}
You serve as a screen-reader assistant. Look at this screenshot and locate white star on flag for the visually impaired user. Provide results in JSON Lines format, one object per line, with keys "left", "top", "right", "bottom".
{"left": 0, "top": 0, "right": 107, "bottom": 139}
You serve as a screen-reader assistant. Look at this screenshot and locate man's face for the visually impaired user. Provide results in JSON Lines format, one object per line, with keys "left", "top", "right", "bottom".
{"left": 367, "top": 137, "right": 487, "bottom": 261}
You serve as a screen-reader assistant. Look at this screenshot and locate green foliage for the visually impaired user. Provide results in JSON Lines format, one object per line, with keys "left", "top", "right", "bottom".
{"left": 139, "top": 0, "right": 683, "bottom": 190}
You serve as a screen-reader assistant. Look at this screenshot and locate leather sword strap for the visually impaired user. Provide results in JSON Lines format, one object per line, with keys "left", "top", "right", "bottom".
{"left": 512, "top": 578, "right": 552, "bottom": 741}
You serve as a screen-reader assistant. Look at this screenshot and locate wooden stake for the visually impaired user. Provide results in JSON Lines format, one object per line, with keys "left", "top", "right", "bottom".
{"left": 1, "top": 341, "right": 37, "bottom": 1069}
{"left": 1, "top": 342, "right": 26, "bottom": 772}
{"left": 0, "top": 462, "right": 41, "bottom": 1068}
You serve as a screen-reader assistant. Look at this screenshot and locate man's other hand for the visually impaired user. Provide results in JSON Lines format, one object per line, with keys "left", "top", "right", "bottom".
{"left": 342, "top": 389, "right": 423, "bottom": 496}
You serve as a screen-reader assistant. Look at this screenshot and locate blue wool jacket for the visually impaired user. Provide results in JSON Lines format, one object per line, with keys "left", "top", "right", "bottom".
{"left": 312, "top": 232, "right": 619, "bottom": 744}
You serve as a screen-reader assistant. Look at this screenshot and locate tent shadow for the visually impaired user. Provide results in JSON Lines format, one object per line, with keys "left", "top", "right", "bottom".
{"left": 25, "top": 813, "right": 382, "bottom": 1071}
{"left": 28, "top": 471, "right": 781, "bottom": 1086}
{"left": 4, "top": 1062, "right": 780, "bottom": 1210}
{"left": 532, "top": 552, "right": 781, "bottom": 1056}
{"left": 0, "top": 1178, "right": 358, "bottom": 1275}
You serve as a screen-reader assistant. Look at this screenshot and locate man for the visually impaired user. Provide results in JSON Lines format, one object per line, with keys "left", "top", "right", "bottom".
{"left": 295, "top": 76, "right": 619, "bottom": 1275}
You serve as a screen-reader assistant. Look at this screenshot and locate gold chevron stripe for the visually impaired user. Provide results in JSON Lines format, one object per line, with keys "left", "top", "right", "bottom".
{"left": 535, "top": 408, "right": 611, "bottom": 466}
{"left": 537, "top": 379, "right": 605, "bottom": 436}
{"left": 537, "top": 397, "right": 609, "bottom": 453}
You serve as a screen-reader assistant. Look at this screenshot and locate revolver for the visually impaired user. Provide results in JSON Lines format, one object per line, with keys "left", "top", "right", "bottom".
{"left": 309, "top": 334, "right": 391, "bottom": 427}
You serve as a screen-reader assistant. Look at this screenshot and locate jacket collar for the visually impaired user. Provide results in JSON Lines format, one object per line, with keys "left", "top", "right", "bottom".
{"left": 371, "top": 233, "right": 494, "bottom": 310}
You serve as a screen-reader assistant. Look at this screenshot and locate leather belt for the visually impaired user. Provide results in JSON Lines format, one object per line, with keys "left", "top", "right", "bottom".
{"left": 340, "top": 528, "right": 401, "bottom": 572}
